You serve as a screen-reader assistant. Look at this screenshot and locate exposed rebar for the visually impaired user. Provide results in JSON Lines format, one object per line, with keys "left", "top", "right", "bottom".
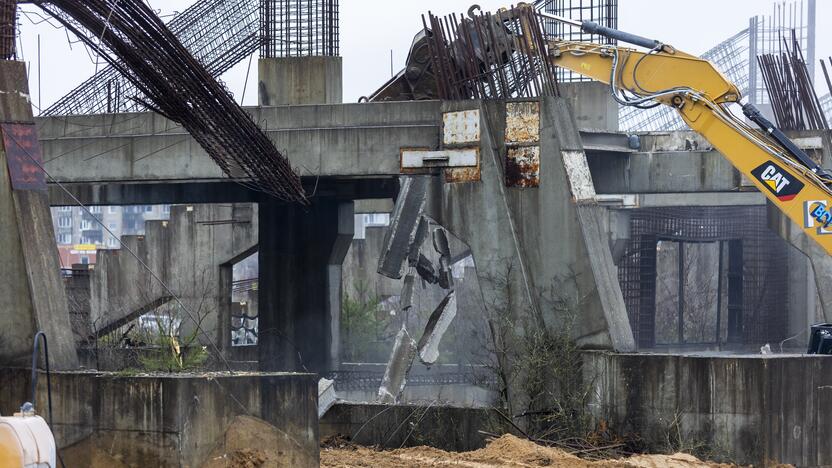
{"left": 35, "top": 0, "right": 307, "bottom": 203}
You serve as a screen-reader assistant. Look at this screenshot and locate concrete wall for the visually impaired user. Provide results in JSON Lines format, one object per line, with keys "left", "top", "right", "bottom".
{"left": 321, "top": 403, "right": 510, "bottom": 451}
{"left": 0, "top": 368, "right": 318, "bottom": 467}
{"left": 585, "top": 351, "right": 832, "bottom": 466}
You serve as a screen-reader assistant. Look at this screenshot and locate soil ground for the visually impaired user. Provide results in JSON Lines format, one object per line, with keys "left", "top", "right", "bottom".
{"left": 321, "top": 434, "right": 750, "bottom": 468}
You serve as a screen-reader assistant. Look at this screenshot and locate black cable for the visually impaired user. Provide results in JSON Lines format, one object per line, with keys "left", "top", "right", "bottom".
{"left": 30, "top": 331, "right": 66, "bottom": 468}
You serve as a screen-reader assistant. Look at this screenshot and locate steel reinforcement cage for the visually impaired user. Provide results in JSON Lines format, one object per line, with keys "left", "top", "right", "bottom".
{"left": 539, "top": 0, "right": 618, "bottom": 83}
{"left": 43, "top": 0, "right": 261, "bottom": 116}
{"left": 260, "top": 0, "right": 338, "bottom": 58}
{"left": 0, "top": 0, "right": 15, "bottom": 60}
{"left": 617, "top": 206, "right": 790, "bottom": 349}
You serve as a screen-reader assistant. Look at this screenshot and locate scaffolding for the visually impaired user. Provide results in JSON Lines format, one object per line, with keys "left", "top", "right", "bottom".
{"left": 260, "top": 0, "right": 338, "bottom": 58}
{"left": 44, "top": 0, "right": 261, "bottom": 116}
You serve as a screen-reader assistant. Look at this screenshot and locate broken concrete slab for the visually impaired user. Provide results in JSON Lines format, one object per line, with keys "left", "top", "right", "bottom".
{"left": 318, "top": 378, "right": 337, "bottom": 418}
{"left": 417, "top": 291, "right": 458, "bottom": 365}
{"left": 378, "top": 177, "right": 429, "bottom": 279}
{"left": 377, "top": 326, "right": 418, "bottom": 404}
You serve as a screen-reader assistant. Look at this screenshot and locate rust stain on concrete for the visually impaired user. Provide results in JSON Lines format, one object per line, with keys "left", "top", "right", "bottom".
{"left": 505, "top": 146, "right": 540, "bottom": 187}
{"left": 505, "top": 101, "right": 540, "bottom": 144}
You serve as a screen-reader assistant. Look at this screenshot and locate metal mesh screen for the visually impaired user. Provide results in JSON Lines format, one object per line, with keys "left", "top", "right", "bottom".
{"left": 617, "top": 206, "right": 790, "bottom": 349}
{"left": 260, "top": 0, "right": 338, "bottom": 57}
{"left": 539, "top": 0, "right": 617, "bottom": 83}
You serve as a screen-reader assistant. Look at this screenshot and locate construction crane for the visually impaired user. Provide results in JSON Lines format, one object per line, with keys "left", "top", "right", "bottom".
{"left": 532, "top": 8, "right": 832, "bottom": 258}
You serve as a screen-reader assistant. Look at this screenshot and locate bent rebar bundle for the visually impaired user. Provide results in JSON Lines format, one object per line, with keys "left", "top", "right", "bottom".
{"left": 34, "top": 0, "right": 307, "bottom": 204}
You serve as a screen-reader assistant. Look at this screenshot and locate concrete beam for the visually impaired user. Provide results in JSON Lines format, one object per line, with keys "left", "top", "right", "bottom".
{"left": 595, "top": 192, "right": 766, "bottom": 208}
{"left": 48, "top": 178, "right": 399, "bottom": 206}
{"left": 37, "top": 100, "right": 442, "bottom": 183}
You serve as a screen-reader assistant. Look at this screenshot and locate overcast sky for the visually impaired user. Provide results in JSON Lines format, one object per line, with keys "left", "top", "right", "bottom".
{"left": 16, "top": 0, "right": 832, "bottom": 113}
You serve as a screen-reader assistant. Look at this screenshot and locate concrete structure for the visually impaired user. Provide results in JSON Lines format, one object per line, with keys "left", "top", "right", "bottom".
{"left": 258, "top": 57, "right": 343, "bottom": 106}
{"left": 560, "top": 81, "right": 619, "bottom": 131}
{"left": 82, "top": 203, "right": 256, "bottom": 355}
{"left": 0, "top": 369, "right": 318, "bottom": 467}
{"left": 0, "top": 61, "right": 77, "bottom": 369}
{"left": 423, "top": 99, "right": 635, "bottom": 352}
{"left": 34, "top": 78, "right": 832, "bottom": 465}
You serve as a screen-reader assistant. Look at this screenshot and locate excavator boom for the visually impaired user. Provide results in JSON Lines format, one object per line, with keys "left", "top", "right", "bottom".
{"left": 541, "top": 12, "right": 832, "bottom": 257}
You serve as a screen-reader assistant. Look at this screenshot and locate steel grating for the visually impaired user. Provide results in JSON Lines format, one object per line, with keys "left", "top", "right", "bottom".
{"left": 617, "top": 206, "right": 789, "bottom": 349}
{"left": 43, "top": 0, "right": 261, "bottom": 116}
{"left": 35, "top": 0, "right": 306, "bottom": 203}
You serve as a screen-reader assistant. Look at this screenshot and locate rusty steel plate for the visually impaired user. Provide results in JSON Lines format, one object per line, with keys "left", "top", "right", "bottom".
{"left": 506, "top": 146, "right": 540, "bottom": 187}
{"left": 505, "top": 101, "right": 540, "bottom": 143}
{"left": 2, "top": 123, "right": 46, "bottom": 191}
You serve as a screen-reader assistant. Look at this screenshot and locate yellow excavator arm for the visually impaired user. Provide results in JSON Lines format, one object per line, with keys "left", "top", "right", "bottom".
{"left": 540, "top": 10, "right": 832, "bottom": 256}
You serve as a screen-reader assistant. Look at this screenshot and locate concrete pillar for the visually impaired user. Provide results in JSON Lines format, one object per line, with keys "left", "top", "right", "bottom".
{"left": 0, "top": 61, "right": 77, "bottom": 369}
{"left": 258, "top": 198, "right": 353, "bottom": 373}
{"left": 559, "top": 82, "right": 619, "bottom": 131}
{"left": 258, "top": 57, "right": 343, "bottom": 106}
{"left": 769, "top": 204, "right": 829, "bottom": 327}
{"left": 428, "top": 98, "right": 635, "bottom": 352}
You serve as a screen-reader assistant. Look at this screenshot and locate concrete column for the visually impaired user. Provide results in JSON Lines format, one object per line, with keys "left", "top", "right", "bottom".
{"left": 769, "top": 204, "right": 829, "bottom": 326}
{"left": 258, "top": 198, "right": 352, "bottom": 373}
{"left": 0, "top": 61, "right": 77, "bottom": 369}
{"left": 258, "top": 57, "right": 343, "bottom": 106}
{"left": 327, "top": 202, "right": 354, "bottom": 370}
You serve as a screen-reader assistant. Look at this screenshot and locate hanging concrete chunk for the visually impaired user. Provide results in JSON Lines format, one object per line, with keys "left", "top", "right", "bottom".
{"left": 416, "top": 253, "right": 439, "bottom": 284}
{"left": 399, "top": 273, "right": 416, "bottom": 312}
{"left": 407, "top": 216, "right": 429, "bottom": 266}
{"left": 377, "top": 176, "right": 429, "bottom": 279}
{"left": 417, "top": 291, "right": 458, "bottom": 365}
{"left": 432, "top": 227, "right": 454, "bottom": 289}
{"left": 377, "top": 326, "right": 418, "bottom": 404}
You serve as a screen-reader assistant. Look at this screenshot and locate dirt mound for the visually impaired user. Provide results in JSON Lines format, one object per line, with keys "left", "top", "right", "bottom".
{"left": 201, "top": 415, "right": 286, "bottom": 468}
{"left": 320, "top": 434, "right": 747, "bottom": 468}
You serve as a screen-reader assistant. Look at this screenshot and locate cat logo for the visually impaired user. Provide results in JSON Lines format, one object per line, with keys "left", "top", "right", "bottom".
{"left": 805, "top": 200, "right": 832, "bottom": 235}
{"left": 751, "top": 161, "right": 804, "bottom": 201}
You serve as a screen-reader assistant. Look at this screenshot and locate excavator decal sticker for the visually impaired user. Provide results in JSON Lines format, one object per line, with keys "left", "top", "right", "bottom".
{"left": 751, "top": 161, "right": 804, "bottom": 202}
{"left": 805, "top": 200, "right": 832, "bottom": 234}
